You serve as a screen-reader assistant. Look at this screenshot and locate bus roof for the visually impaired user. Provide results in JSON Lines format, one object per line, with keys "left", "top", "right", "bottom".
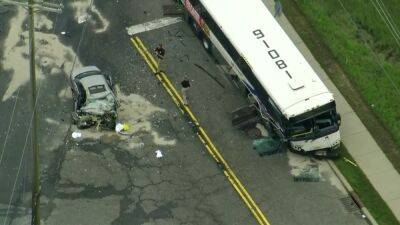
{"left": 200, "top": 0, "right": 334, "bottom": 118}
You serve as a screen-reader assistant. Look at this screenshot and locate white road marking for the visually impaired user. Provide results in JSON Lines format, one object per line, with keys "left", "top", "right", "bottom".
{"left": 126, "top": 17, "right": 182, "bottom": 36}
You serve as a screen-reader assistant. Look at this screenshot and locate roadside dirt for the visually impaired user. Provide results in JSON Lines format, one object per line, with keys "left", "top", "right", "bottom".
{"left": 281, "top": 0, "right": 400, "bottom": 172}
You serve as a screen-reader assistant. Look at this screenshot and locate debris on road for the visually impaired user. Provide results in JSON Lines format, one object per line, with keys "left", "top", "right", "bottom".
{"left": 78, "top": 15, "right": 88, "bottom": 24}
{"left": 252, "top": 137, "right": 281, "bottom": 156}
{"left": 115, "top": 123, "right": 123, "bottom": 133}
{"left": 155, "top": 149, "right": 163, "bottom": 158}
{"left": 293, "top": 164, "right": 320, "bottom": 182}
{"left": 343, "top": 157, "right": 358, "bottom": 167}
{"left": 71, "top": 132, "right": 82, "bottom": 139}
{"left": 115, "top": 123, "right": 130, "bottom": 134}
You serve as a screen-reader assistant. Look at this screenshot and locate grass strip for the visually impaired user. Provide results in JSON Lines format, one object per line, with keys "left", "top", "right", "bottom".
{"left": 334, "top": 146, "right": 399, "bottom": 225}
{"left": 278, "top": 2, "right": 400, "bottom": 223}
{"left": 281, "top": 0, "right": 400, "bottom": 173}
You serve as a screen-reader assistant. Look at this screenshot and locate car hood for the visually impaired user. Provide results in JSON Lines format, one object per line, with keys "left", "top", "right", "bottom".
{"left": 81, "top": 94, "right": 116, "bottom": 116}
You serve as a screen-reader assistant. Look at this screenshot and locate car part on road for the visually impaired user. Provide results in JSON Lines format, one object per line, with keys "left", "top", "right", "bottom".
{"left": 155, "top": 149, "right": 164, "bottom": 158}
{"left": 293, "top": 163, "right": 320, "bottom": 182}
{"left": 252, "top": 137, "right": 282, "bottom": 156}
{"left": 71, "top": 131, "right": 82, "bottom": 139}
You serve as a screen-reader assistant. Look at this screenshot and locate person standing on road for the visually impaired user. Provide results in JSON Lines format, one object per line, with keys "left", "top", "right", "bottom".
{"left": 180, "top": 77, "right": 191, "bottom": 106}
{"left": 274, "top": 0, "right": 282, "bottom": 17}
{"left": 154, "top": 44, "right": 166, "bottom": 74}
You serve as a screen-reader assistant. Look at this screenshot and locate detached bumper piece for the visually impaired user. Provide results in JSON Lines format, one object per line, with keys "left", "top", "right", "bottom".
{"left": 252, "top": 137, "right": 282, "bottom": 156}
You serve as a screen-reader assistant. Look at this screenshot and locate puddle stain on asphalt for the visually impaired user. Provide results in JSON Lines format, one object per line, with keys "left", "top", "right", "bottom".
{"left": 70, "top": 0, "right": 110, "bottom": 33}
{"left": 1, "top": 8, "right": 82, "bottom": 102}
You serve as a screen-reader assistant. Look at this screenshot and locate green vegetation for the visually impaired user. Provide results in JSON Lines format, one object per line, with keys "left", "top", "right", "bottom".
{"left": 293, "top": 0, "right": 400, "bottom": 152}
{"left": 334, "top": 147, "right": 400, "bottom": 225}
{"left": 279, "top": 1, "right": 400, "bottom": 224}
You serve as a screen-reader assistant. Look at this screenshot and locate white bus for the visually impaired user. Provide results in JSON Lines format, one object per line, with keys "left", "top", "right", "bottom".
{"left": 180, "top": 0, "right": 341, "bottom": 157}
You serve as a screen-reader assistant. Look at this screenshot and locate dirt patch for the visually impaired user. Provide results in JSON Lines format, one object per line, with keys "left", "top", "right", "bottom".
{"left": 281, "top": 0, "right": 400, "bottom": 172}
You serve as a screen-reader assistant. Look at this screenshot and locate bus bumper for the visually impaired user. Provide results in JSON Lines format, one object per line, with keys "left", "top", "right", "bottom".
{"left": 290, "top": 131, "right": 341, "bottom": 158}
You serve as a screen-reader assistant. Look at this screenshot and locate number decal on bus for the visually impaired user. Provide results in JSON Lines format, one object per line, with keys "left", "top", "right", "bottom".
{"left": 276, "top": 60, "right": 287, "bottom": 69}
{"left": 268, "top": 50, "right": 279, "bottom": 59}
{"left": 253, "top": 29, "right": 265, "bottom": 39}
{"left": 253, "top": 29, "right": 291, "bottom": 79}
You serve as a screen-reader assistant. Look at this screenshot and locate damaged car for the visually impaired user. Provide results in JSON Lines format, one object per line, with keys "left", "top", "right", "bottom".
{"left": 70, "top": 66, "right": 117, "bottom": 129}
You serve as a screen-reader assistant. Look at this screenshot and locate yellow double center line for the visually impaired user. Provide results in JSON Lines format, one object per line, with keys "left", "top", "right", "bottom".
{"left": 130, "top": 36, "right": 271, "bottom": 225}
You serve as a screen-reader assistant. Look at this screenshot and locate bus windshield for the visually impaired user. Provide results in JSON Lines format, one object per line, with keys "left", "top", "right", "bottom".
{"left": 289, "top": 110, "right": 337, "bottom": 139}
{"left": 315, "top": 111, "right": 334, "bottom": 129}
{"left": 291, "top": 118, "right": 313, "bottom": 137}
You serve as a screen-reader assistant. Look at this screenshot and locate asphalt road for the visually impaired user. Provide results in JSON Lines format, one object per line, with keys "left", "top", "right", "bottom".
{"left": 0, "top": 0, "right": 369, "bottom": 225}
